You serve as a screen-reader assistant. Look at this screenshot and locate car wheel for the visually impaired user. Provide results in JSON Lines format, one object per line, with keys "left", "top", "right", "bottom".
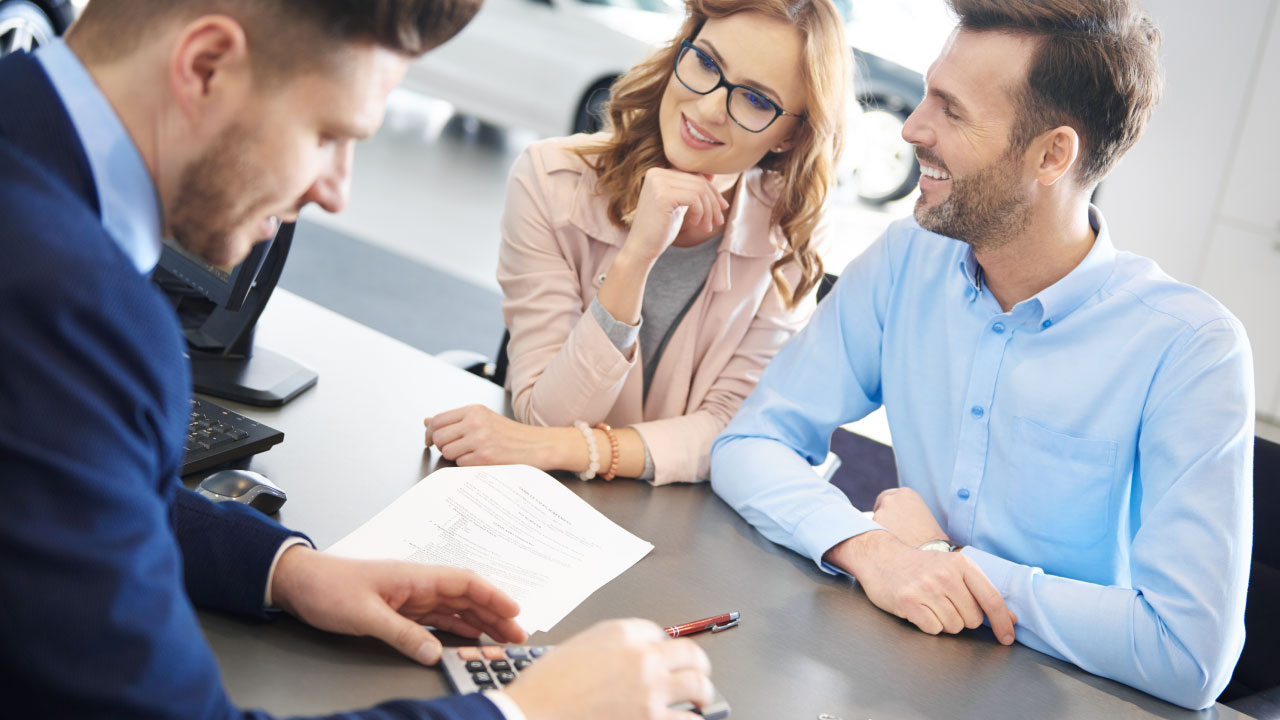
{"left": 0, "top": 0, "right": 56, "bottom": 57}
{"left": 849, "top": 101, "right": 919, "bottom": 205}
{"left": 573, "top": 79, "right": 614, "bottom": 135}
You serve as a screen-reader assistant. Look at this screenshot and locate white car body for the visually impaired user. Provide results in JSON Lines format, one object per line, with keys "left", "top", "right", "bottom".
{"left": 403, "top": 0, "right": 682, "bottom": 137}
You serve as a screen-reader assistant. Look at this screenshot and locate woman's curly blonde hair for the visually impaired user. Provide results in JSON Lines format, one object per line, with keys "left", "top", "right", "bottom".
{"left": 575, "top": 0, "right": 849, "bottom": 309}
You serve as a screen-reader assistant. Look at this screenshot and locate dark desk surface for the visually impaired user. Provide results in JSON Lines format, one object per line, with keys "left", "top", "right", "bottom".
{"left": 200, "top": 292, "right": 1244, "bottom": 720}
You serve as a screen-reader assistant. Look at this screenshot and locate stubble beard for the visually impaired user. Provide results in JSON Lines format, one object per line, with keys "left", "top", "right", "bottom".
{"left": 167, "top": 122, "right": 273, "bottom": 268}
{"left": 914, "top": 151, "right": 1031, "bottom": 255}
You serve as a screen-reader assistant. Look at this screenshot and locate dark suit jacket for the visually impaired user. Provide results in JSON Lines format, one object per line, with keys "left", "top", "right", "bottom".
{"left": 0, "top": 50, "right": 501, "bottom": 720}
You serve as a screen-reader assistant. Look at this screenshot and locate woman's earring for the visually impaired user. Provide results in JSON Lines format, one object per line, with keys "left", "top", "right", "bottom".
{"left": 773, "top": 146, "right": 785, "bottom": 153}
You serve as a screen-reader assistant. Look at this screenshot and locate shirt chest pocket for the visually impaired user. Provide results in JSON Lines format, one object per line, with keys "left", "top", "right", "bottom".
{"left": 1005, "top": 416, "right": 1119, "bottom": 547}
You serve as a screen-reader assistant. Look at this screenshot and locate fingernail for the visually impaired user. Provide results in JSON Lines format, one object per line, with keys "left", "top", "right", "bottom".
{"left": 415, "top": 640, "right": 441, "bottom": 665}
{"left": 1002, "top": 634, "right": 1014, "bottom": 645}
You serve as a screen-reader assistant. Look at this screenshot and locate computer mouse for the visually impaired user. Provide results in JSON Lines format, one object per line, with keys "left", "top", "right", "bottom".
{"left": 195, "top": 469, "right": 287, "bottom": 514}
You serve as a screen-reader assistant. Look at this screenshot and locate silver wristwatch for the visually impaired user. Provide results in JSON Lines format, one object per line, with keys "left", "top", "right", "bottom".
{"left": 918, "top": 539, "right": 957, "bottom": 552}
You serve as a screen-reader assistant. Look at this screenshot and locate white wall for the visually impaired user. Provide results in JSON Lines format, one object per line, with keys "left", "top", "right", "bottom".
{"left": 1097, "top": 0, "right": 1280, "bottom": 421}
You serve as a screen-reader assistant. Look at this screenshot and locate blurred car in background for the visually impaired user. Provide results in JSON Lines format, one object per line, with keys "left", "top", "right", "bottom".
{"left": 0, "top": 0, "right": 76, "bottom": 56}
{"left": 403, "top": 0, "right": 680, "bottom": 140}
{"left": 405, "top": 0, "right": 931, "bottom": 205}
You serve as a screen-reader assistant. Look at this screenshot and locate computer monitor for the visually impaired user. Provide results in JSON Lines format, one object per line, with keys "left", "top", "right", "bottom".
{"left": 153, "top": 222, "right": 318, "bottom": 407}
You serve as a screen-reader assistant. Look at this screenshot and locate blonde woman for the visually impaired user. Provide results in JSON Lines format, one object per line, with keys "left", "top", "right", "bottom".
{"left": 425, "top": 0, "right": 849, "bottom": 485}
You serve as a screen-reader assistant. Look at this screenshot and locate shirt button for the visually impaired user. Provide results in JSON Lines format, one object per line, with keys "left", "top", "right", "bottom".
{"left": 1042, "top": 319, "right": 1052, "bottom": 329}
{"left": 957, "top": 488, "right": 971, "bottom": 500}
{"left": 970, "top": 406, "right": 984, "bottom": 418}
{"left": 992, "top": 322, "right": 1006, "bottom": 334}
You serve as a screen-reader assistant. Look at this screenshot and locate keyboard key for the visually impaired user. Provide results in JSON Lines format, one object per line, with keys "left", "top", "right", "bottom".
{"left": 465, "top": 660, "right": 486, "bottom": 673}
{"left": 489, "top": 660, "right": 511, "bottom": 672}
{"left": 471, "top": 671, "right": 493, "bottom": 685}
{"left": 481, "top": 646, "right": 506, "bottom": 661}
{"left": 457, "top": 647, "right": 482, "bottom": 661}
{"left": 528, "top": 646, "right": 549, "bottom": 658}
{"left": 495, "top": 671, "right": 516, "bottom": 685}
{"left": 505, "top": 647, "right": 528, "bottom": 659}
{"left": 514, "top": 658, "right": 532, "bottom": 670}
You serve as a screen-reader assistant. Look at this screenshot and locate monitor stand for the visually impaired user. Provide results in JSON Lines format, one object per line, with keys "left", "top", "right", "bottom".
{"left": 190, "top": 346, "right": 317, "bottom": 407}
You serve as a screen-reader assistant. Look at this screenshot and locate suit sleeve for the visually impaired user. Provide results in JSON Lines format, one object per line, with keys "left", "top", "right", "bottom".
{"left": 0, "top": 228, "right": 511, "bottom": 718}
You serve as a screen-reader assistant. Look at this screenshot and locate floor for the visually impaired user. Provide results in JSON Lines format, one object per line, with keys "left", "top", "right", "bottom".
{"left": 279, "top": 89, "right": 1280, "bottom": 442}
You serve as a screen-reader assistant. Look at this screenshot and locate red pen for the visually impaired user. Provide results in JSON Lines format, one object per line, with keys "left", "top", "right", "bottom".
{"left": 664, "top": 611, "right": 740, "bottom": 638}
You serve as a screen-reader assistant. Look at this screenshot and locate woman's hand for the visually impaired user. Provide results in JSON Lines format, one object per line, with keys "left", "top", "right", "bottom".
{"left": 425, "top": 404, "right": 565, "bottom": 469}
{"left": 623, "top": 167, "right": 730, "bottom": 265}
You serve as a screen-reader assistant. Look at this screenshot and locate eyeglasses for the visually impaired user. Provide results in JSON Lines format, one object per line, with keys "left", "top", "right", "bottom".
{"left": 673, "top": 41, "right": 805, "bottom": 133}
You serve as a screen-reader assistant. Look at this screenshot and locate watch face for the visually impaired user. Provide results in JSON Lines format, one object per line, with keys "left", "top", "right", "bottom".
{"left": 919, "top": 540, "right": 953, "bottom": 552}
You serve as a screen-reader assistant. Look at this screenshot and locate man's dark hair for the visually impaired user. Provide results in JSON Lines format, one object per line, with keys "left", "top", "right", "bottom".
{"left": 948, "top": 0, "right": 1163, "bottom": 187}
{"left": 70, "top": 0, "right": 481, "bottom": 77}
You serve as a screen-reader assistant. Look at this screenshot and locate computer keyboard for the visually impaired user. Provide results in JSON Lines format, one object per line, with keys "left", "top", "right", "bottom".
{"left": 441, "top": 644, "right": 730, "bottom": 719}
{"left": 181, "top": 396, "right": 284, "bottom": 476}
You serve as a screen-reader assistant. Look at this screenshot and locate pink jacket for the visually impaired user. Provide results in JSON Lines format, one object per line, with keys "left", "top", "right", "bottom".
{"left": 497, "top": 135, "right": 817, "bottom": 485}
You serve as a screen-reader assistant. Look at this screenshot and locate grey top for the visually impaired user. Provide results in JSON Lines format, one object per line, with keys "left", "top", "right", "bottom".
{"left": 589, "top": 237, "right": 721, "bottom": 480}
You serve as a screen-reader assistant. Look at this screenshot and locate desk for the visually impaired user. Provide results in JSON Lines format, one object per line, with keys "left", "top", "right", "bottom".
{"left": 199, "top": 290, "right": 1244, "bottom": 720}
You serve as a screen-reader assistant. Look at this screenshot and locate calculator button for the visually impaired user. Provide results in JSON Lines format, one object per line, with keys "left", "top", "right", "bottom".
{"left": 529, "top": 646, "right": 548, "bottom": 657}
{"left": 514, "top": 658, "right": 533, "bottom": 670}
{"left": 505, "top": 647, "right": 528, "bottom": 659}
{"left": 458, "top": 647, "right": 482, "bottom": 661}
{"left": 489, "top": 660, "right": 511, "bottom": 672}
{"left": 465, "top": 660, "right": 486, "bottom": 673}
{"left": 471, "top": 671, "right": 493, "bottom": 685}
{"left": 496, "top": 671, "right": 517, "bottom": 685}
{"left": 482, "top": 646, "right": 506, "bottom": 660}
{"left": 475, "top": 681, "right": 497, "bottom": 691}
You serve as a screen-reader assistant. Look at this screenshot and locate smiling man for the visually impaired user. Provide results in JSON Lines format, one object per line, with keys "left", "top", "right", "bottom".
{"left": 711, "top": 0, "right": 1254, "bottom": 710}
{"left": 0, "top": 1, "right": 715, "bottom": 719}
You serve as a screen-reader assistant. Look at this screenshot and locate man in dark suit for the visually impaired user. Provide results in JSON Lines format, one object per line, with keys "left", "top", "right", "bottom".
{"left": 0, "top": 1, "right": 714, "bottom": 718}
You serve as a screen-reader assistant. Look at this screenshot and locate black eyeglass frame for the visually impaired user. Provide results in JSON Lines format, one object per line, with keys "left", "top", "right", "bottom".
{"left": 674, "top": 40, "right": 807, "bottom": 133}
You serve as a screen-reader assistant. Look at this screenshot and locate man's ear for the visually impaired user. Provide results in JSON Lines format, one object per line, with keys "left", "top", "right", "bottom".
{"left": 167, "top": 15, "right": 252, "bottom": 132}
{"left": 1032, "top": 125, "right": 1080, "bottom": 187}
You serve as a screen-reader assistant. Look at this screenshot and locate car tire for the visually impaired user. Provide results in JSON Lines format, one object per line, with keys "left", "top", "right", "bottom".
{"left": 573, "top": 79, "right": 615, "bottom": 135}
{"left": 850, "top": 99, "right": 920, "bottom": 205}
{"left": 0, "top": 0, "right": 56, "bottom": 57}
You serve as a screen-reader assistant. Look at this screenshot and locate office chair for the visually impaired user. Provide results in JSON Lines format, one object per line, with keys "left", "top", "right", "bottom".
{"left": 436, "top": 330, "right": 510, "bottom": 388}
{"left": 1221, "top": 435, "right": 1280, "bottom": 719}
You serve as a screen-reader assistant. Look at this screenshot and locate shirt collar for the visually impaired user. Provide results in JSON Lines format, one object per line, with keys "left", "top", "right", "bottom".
{"left": 955, "top": 205, "right": 1116, "bottom": 329}
{"left": 35, "top": 40, "right": 162, "bottom": 274}
{"left": 1030, "top": 205, "right": 1115, "bottom": 327}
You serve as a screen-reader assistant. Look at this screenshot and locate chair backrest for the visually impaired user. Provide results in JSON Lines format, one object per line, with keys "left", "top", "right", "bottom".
{"left": 816, "top": 273, "right": 838, "bottom": 305}
{"left": 1254, "top": 436, "right": 1279, "bottom": 566}
{"left": 1222, "top": 435, "right": 1280, "bottom": 702}
{"left": 492, "top": 329, "right": 511, "bottom": 388}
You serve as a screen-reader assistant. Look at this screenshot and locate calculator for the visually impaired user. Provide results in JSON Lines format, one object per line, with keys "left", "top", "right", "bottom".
{"left": 441, "top": 644, "right": 731, "bottom": 719}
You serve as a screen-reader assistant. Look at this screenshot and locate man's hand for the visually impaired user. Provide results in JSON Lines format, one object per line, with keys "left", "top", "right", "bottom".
{"left": 505, "top": 619, "right": 715, "bottom": 720}
{"left": 269, "top": 546, "right": 527, "bottom": 665}
{"left": 872, "top": 487, "right": 949, "bottom": 548}
{"left": 826, "top": 531, "right": 1017, "bottom": 645}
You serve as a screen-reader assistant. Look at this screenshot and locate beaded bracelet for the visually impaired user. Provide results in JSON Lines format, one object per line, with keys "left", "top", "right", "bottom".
{"left": 594, "top": 422, "right": 620, "bottom": 481}
{"left": 573, "top": 420, "right": 599, "bottom": 481}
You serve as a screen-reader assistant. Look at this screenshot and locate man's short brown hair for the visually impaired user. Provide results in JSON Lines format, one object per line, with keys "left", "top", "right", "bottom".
{"left": 948, "top": 0, "right": 1163, "bottom": 187}
{"left": 71, "top": 0, "right": 481, "bottom": 78}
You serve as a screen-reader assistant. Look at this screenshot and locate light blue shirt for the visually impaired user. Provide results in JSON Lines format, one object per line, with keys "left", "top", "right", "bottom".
{"left": 35, "top": 40, "right": 162, "bottom": 273}
{"left": 711, "top": 209, "right": 1254, "bottom": 710}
